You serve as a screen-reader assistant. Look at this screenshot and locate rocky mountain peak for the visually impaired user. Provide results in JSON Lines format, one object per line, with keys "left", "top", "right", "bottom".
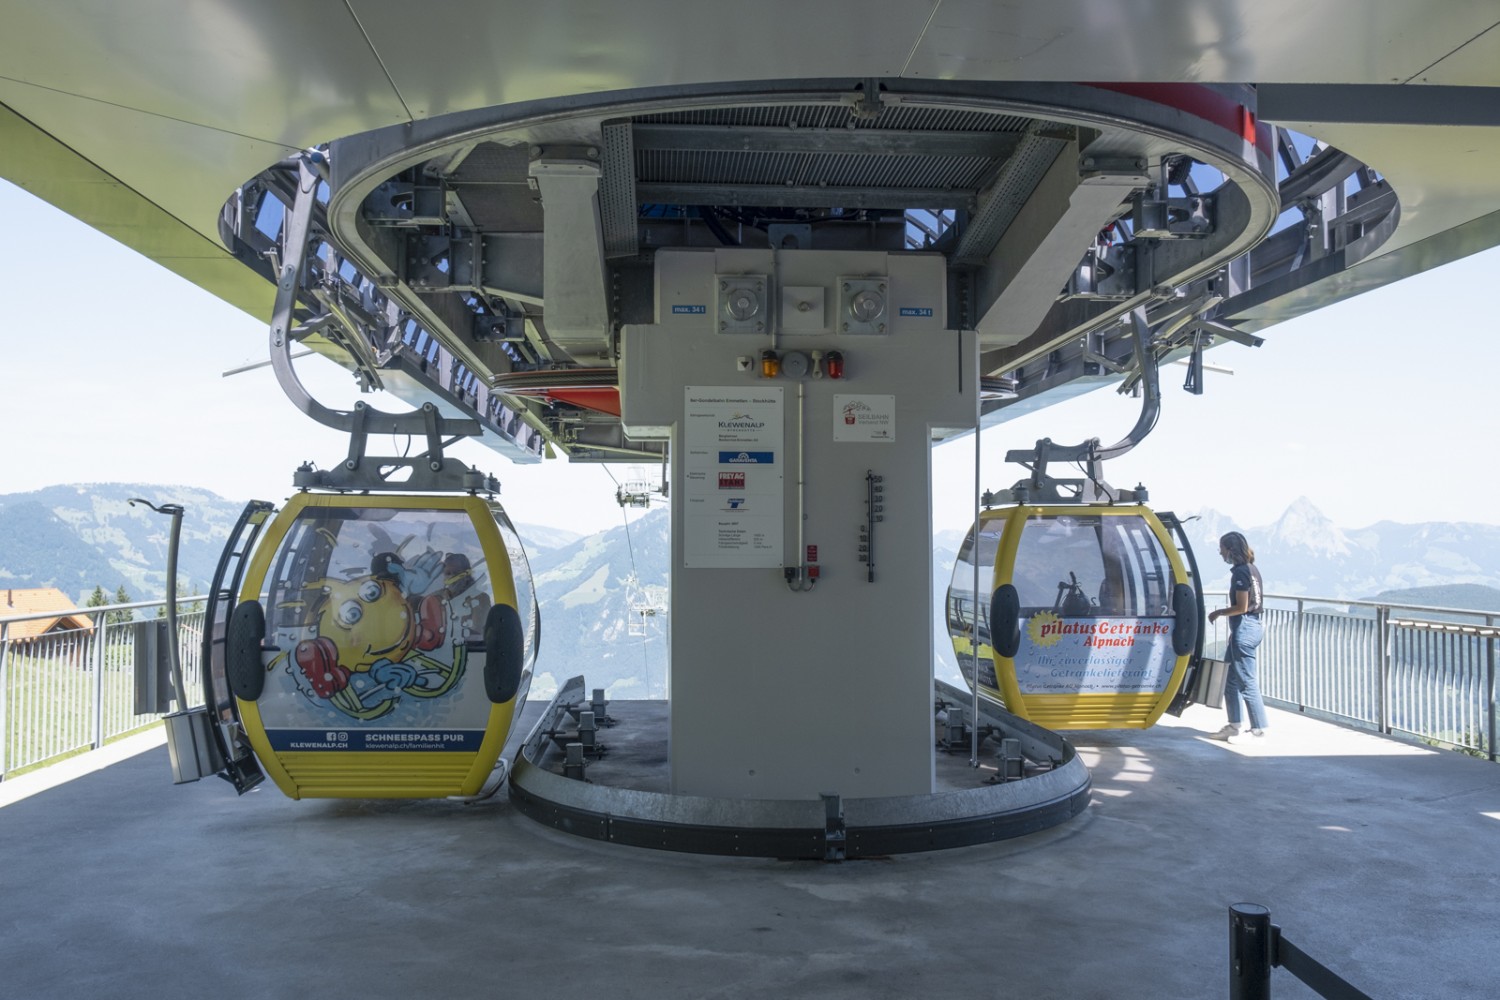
{"left": 1266, "top": 496, "right": 1350, "bottom": 557}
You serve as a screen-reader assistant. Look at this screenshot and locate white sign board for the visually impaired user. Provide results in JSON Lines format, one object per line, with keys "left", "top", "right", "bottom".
{"left": 683, "top": 387, "right": 784, "bottom": 568}
{"left": 1014, "top": 613, "right": 1177, "bottom": 694}
{"left": 833, "top": 393, "right": 896, "bottom": 442}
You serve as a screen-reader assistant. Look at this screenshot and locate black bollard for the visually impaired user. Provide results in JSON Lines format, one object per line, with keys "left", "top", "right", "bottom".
{"left": 1229, "top": 903, "right": 1274, "bottom": 1000}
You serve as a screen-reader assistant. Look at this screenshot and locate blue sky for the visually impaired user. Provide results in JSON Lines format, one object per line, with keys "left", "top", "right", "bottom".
{"left": 3, "top": 179, "right": 1497, "bottom": 535}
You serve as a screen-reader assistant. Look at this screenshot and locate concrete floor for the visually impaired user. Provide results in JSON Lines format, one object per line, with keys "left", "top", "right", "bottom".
{"left": 3, "top": 703, "right": 1498, "bottom": 999}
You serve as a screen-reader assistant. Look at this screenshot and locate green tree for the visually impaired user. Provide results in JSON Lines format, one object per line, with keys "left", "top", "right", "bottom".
{"left": 108, "top": 585, "right": 134, "bottom": 626}
{"left": 86, "top": 585, "right": 107, "bottom": 609}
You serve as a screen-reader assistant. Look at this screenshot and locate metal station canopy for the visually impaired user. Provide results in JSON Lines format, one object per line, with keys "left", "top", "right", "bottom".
{"left": 2, "top": 3, "right": 1499, "bottom": 462}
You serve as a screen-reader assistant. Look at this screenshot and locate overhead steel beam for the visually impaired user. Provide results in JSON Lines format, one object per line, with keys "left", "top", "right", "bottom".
{"left": 971, "top": 142, "right": 1149, "bottom": 351}
{"left": 466, "top": 233, "right": 546, "bottom": 304}
{"left": 1279, "top": 147, "right": 1363, "bottom": 207}
{"left": 1195, "top": 320, "right": 1264, "bottom": 348}
{"left": 1259, "top": 85, "right": 1500, "bottom": 128}
{"left": 529, "top": 148, "right": 612, "bottom": 364}
{"left": 952, "top": 130, "right": 1071, "bottom": 264}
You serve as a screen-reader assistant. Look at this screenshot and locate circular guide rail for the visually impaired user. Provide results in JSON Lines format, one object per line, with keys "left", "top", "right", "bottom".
{"left": 290, "top": 80, "right": 1282, "bottom": 463}
{"left": 509, "top": 678, "right": 1091, "bottom": 859}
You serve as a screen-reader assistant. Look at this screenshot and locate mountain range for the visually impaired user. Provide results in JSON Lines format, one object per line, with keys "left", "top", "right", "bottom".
{"left": 0, "top": 482, "right": 589, "bottom": 598}
{"left": 1173, "top": 497, "right": 1500, "bottom": 603}
{"left": 4, "top": 484, "right": 1498, "bottom": 697}
{"left": 928, "top": 496, "right": 1500, "bottom": 684}
{"left": 0, "top": 484, "right": 247, "bottom": 601}
{"left": 526, "top": 507, "right": 670, "bottom": 698}
{"left": 0, "top": 481, "right": 664, "bottom": 697}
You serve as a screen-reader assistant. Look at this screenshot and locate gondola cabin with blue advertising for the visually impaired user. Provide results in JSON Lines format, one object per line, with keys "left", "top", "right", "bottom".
{"left": 217, "top": 491, "right": 537, "bottom": 799}
{"left": 947, "top": 502, "right": 1202, "bottom": 730}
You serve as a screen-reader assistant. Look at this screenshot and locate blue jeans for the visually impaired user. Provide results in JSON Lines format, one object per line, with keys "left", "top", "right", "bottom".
{"left": 1225, "top": 615, "right": 1268, "bottom": 730}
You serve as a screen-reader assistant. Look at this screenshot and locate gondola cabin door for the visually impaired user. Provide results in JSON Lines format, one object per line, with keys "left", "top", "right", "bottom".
{"left": 947, "top": 505, "right": 1196, "bottom": 730}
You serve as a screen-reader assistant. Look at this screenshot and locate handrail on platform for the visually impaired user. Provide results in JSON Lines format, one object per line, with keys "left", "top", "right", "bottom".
{"left": 0, "top": 596, "right": 207, "bottom": 780}
{"left": 1203, "top": 590, "right": 1497, "bottom": 762}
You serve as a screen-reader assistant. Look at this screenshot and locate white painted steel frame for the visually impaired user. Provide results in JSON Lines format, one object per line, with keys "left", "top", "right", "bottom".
{"left": 0, "top": 4, "right": 1497, "bottom": 323}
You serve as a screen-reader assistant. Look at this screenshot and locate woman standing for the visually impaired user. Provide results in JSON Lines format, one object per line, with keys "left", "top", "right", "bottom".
{"left": 1207, "top": 531, "right": 1267, "bottom": 741}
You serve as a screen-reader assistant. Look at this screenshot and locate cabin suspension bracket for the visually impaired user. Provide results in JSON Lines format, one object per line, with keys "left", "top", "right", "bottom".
{"left": 985, "top": 307, "right": 1158, "bottom": 506}
{"left": 269, "top": 153, "right": 501, "bottom": 494}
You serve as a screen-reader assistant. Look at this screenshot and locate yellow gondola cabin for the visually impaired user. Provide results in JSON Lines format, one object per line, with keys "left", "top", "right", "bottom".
{"left": 217, "top": 491, "right": 538, "bottom": 799}
{"left": 947, "top": 504, "right": 1201, "bottom": 730}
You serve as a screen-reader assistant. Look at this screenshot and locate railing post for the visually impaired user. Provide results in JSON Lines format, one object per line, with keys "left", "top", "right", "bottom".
{"left": 90, "top": 609, "right": 107, "bottom": 750}
{"left": 1295, "top": 597, "right": 1306, "bottom": 711}
{"left": 1229, "top": 903, "right": 1273, "bottom": 1000}
{"left": 1376, "top": 605, "right": 1391, "bottom": 735}
{"left": 1488, "top": 613, "right": 1497, "bottom": 764}
{"left": 0, "top": 619, "right": 10, "bottom": 779}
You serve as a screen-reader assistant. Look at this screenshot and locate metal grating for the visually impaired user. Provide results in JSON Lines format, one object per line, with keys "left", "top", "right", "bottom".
{"left": 450, "top": 185, "right": 544, "bottom": 231}
{"left": 444, "top": 141, "right": 530, "bottom": 182}
{"left": 625, "top": 102, "right": 1036, "bottom": 211}
{"left": 952, "top": 131, "right": 1069, "bottom": 263}
{"left": 800, "top": 151, "right": 994, "bottom": 191}
{"left": 634, "top": 104, "right": 1031, "bottom": 134}
{"left": 599, "top": 121, "right": 639, "bottom": 257}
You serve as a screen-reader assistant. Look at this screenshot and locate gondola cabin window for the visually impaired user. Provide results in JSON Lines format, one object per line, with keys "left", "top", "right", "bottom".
{"left": 946, "top": 517, "right": 1006, "bottom": 692}
{"left": 1011, "top": 513, "right": 1177, "bottom": 697}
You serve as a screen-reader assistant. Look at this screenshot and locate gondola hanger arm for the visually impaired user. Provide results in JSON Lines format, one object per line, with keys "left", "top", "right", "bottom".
{"left": 990, "top": 307, "right": 1158, "bottom": 506}
{"left": 269, "top": 154, "right": 495, "bottom": 494}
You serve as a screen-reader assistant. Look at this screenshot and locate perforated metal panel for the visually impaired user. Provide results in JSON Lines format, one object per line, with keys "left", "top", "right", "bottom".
{"left": 630, "top": 104, "right": 1034, "bottom": 211}
{"left": 600, "top": 122, "right": 639, "bottom": 258}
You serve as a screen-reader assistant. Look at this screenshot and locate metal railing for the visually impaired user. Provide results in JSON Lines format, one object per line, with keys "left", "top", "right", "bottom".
{"left": 1205, "top": 591, "right": 1497, "bottom": 761}
{"left": 6, "top": 589, "right": 1497, "bottom": 779}
{"left": 0, "top": 598, "right": 205, "bottom": 780}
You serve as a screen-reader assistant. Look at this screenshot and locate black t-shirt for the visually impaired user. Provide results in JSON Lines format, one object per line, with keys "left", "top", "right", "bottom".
{"left": 1229, "top": 562, "right": 1263, "bottom": 626}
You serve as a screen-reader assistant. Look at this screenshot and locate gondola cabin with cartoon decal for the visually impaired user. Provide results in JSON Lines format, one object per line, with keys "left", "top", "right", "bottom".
{"left": 291, "top": 545, "right": 473, "bottom": 719}
{"left": 175, "top": 215, "right": 541, "bottom": 801}
{"left": 218, "top": 492, "right": 537, "bottom": 799}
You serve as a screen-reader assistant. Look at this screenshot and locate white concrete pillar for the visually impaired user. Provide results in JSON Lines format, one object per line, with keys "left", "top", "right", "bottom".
{"left": 623, "top": 248, "right": 976, "bottom": 799}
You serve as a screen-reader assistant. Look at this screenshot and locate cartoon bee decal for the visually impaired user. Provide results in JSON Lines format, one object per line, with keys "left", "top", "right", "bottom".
{"left": 286, "top": 549, "right": 477, "bottom": 720}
